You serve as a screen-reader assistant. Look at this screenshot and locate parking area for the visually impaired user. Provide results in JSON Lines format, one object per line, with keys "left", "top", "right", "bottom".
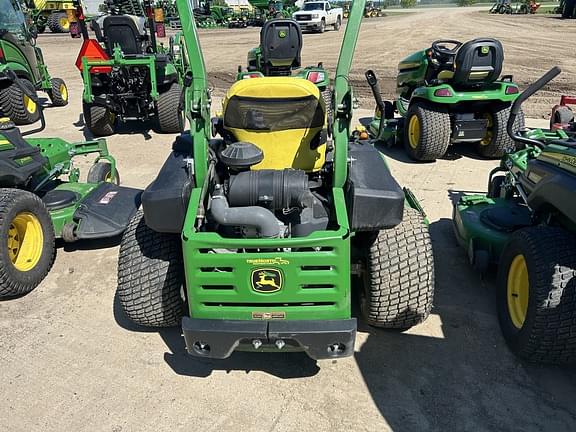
{"left": 1, "top": 7, "right": 576, "bottom": 431}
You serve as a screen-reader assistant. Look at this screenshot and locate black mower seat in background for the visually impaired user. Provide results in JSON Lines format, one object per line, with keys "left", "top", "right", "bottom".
{"left": 260, "top": 19, "right": 302, "bottom": 76}
{"left": 450, "top": 38, "right": 504, "bottom": 89}
{"left": 0, "top": 126, "right": 46, "bottom": 187}
{"left": 102, "top": 15, "right": 146, "bottom": 56}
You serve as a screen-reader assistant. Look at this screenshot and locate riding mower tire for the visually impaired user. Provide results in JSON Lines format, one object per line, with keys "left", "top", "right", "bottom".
{"left": 84, "top": 103, "right": 116, "bottom": 137}
{"left": 48, "top": 78, "right": 69, "bottom": 107}
{"left": 0, "top": 189, "right": 55, "bottom": 298}
{"left": 361, "top": 208, "right": 435, "bottom": 329}
{"left": 0, "top": 79, "right": 41, "bottom": 125}
{"left": 404, "top": 103, "right": 451, "bottom": 161}
{"left": 87, "top": 162, "right": 120, "bottom": 185}
{"left": 116, "top": 210, "right": 185, "bottom": 327}
{"left": 477, "top": 106, "right": 525, "bottom": 158}
{"left": 497, "top": 227, "right": 576, "bottom": 364}
{"left": 157, "top": 83, "right": 184, "bottom": 134}
{"left": 47, "top": 12, "right": 70, "bottom": 33}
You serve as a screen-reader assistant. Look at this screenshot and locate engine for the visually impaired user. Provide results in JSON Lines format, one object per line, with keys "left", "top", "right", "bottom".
{"left": 208, "top": 141, "right": 330, "bottom": 239}
{"left": 109, "top": 66, "right": 150, "bottom": 96}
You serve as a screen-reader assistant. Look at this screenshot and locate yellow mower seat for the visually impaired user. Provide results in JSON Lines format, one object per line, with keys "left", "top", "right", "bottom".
{"left": 222, "top": 77, "right": 326, "bottom": 172}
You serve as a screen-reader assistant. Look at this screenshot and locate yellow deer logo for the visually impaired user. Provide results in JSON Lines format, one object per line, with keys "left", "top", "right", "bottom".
{"left": 251, "top": 268, "right": 283, "bottom": 293}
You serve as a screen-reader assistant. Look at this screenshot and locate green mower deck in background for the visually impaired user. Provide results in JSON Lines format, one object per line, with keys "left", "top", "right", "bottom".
{"left": 72, "top": 0, "right": 184, "bottom": 136}
{"left": 366, "top": 39, "right": 523, "bottom": 162}
{"left": 0, "top": 72, "right": 141, "bottom": 299}
{"left": 453, "top": 66, "right": 576, "bottom": 364}
{"left": 239, "top": 18, "right": 331, "bottom": 106}
{"left": 115, "top": 0, "right": 435, "bottom": 360}
{"left": 0, "top": 0, "right": 69, "bottom": 125}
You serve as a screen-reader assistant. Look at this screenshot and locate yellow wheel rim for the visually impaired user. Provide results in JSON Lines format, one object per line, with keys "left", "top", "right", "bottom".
{"left": 480, "top": 113, "right": 494, "bottom": 146}
{"left": 23, "top": 94, "right": 37, "bottom": 114}
{"left": 7, "top": 212, "right": 44, "bottom": 272}
{"left": 507, "top": 254, "right": 530, "bottom": 329}
{"left": 408, "top": 114, "right": 421, "bottom": 149}
{"left": 60, "top": 17, "right": 70, "bottom": 30}
{"left": 59, "top": 84, "right": 68, "bottom": 102}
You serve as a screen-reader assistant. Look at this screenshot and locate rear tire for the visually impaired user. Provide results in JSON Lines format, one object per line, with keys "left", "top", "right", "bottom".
{"left": 84, "top": 103, "right": 116, "bottom": 137}
{"left": 361, "top": 208, "right": 435, "bottom": 329}
{"left": 497, "top": 227, "right": 576, "bottom": 364}
{"left": 116, "top": 210, "right": 185, "bottom": 327}
{"left": 0, "top": 189, "right": 55, "bottom": 298}
{"left": 157, "top": 83, "right": 184, "bottom": 133}
{"left": 47, "top": 12, "right": 70, "bottom": 33}
{"left": 0, "top": 79, "right": 41, "bottom": 125}
{"left": 477, "top": 106, "right": 524, "bottom": 158}
{"left": 333, "top": 16, "right": 341, "bottom": 30}
{"left": 87, "top": 162, "right": 120, "bottom": 185}
{"left": 403, "top": 102, "right": 451, "bottom": 161}
{"left": 48, "top": 78, "right": 69, "bottom": 107}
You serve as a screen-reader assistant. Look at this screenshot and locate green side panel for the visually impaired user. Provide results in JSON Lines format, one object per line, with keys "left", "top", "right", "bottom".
{"left": 48, "top": 183, "right": 99, "bottom": 237}
{"left": 182, "top": 188, "right": 351, "bottom": 322}
{"left": 183, "top": 235, "right": 350, "bottom": 321}
{"left": 410, "top": 82, "right": 519, "bottom": 106}
{"left": 396, "top": 50, "right": 428, "bottom": 98}
{"left": 0, "top": 40, "right": 32, "bottom": 77}
{"left": 453, "top": 195, "right": 517, "bottom": 262}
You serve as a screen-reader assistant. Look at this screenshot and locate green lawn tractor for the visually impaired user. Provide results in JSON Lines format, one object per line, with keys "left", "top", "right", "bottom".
{"left": 366, "top": 39, "right": 524, "bottom": 162}
{"left": 0, "top": 72, "right": 141, "bottom": 298}
{"left": 0, "top": 0, "right": 68, "bottom": 125}
{"left": 453, "top": 66, "right": 576, "bottom": 364}
{"left": 240, "top": 19, "right": 331, "bottom": 110}
{"left": 115, "top": 0, "right": 435, "bottom": 360}
{"left": 72, "top": 0, "right": 183, "bottom": 136}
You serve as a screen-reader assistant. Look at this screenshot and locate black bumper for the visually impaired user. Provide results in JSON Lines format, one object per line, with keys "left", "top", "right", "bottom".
{"left": 182, "top": 317, "right": 357, "bottom": 360}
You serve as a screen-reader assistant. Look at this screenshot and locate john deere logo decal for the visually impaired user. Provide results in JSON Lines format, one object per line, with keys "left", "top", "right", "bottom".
{"left": 481, "top": 46, "right": 489, "bottom": 55}
{"left": 278, "top": 30, "right": 287, "bottom": 38}
{"left": 251, "top": 268, "right": 283, "bottom": 293}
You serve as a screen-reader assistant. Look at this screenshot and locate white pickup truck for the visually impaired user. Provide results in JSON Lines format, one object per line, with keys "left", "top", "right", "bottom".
{"left": 292, "top": 1, "right": 343, "bottom": 33}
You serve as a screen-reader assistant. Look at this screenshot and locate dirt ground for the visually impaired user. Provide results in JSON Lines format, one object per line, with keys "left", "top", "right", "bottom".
{"left": 203, "top": 6, "right": 576, "bottom": 117}
{"left": 1, "top": 7, "right": 576, "bottom": 432}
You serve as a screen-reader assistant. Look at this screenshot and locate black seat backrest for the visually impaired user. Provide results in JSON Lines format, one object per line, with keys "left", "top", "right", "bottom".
{"left": 0, "top": 126, "right": 47, "bottom": 187}
{"left": 260, "top": 19, "right": 302, "bottom": 76}
{"left": 102, "top": 15, "right": 143, "bottom": 56}
{"left": 451, "top": 38, "right": 503, "bottom": 88}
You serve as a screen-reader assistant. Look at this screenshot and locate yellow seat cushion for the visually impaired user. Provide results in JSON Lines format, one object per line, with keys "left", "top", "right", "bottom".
{"left": 437, "top": 70, "right": 455, "bottom": 80}
{"left": 223, "top": 77, "right": 326, "bottom": 172}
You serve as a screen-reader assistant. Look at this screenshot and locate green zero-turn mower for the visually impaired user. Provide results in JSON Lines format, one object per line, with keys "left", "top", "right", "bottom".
{"left": 453, "top": 66, "right": 576, "bottom": 364}
{"left": 239, "top": 18, "right": 332, "bottom": 113}
{"left": 0, "top": 72, "right": 141, "bottom": 298}
{"left": 72, "top": 0, "right": 184, "bottom": 136}
{"left": 115, "top": 0, "right": 435, "bottom": 360}
{"left": 0, "top": 0, "right": 69, "bottom": 125}
{"left": 366, "top": 39, "right": 525, "bottom": 162}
